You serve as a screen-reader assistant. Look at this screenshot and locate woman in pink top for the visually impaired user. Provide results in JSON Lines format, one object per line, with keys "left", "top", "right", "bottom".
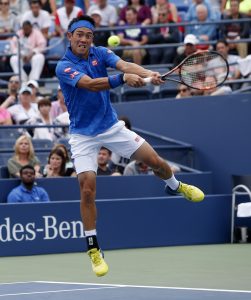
{"left": 0, "top": 107, "right": 12, "bottom": 125}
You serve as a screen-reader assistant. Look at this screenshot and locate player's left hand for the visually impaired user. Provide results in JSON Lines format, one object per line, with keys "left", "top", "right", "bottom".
{"left": 148, "top": 72, "right": 164, "bottom": 85}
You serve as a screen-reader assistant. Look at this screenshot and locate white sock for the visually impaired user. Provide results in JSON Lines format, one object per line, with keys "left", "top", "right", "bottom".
{"left": 164, "top": 175, "right": 179, "bottom": 191}
{"left": 85, "top": 229, "right": 97, "bottom": 237}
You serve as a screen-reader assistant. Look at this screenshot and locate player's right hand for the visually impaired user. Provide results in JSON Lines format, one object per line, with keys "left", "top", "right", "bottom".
{"left": 124, "top": 74, "right": 145, "bottom": 87}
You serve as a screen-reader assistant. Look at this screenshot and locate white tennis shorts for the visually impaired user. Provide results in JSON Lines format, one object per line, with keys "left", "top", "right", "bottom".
{"left": 69, "top": 121, "right": 145, "bottom": 174}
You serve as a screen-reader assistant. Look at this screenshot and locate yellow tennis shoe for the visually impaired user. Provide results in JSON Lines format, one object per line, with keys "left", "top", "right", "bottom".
{"left": 177, "top": 182, "right": 205, "bottom": 202}
{"left": 87, "top": 248, "right": 109, "bottom": 277}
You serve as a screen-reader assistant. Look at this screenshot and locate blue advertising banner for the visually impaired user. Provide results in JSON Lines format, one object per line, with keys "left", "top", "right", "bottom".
{"left": 0, "top": 195, "right": 233, "bottom": 257}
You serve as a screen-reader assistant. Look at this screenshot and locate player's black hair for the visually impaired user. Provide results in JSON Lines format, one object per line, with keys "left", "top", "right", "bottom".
{"left": 68, "top": 15, "right": 96, "bottom": 32}
{"left": 20, "top": 165, "right": 35, "bottom": 175}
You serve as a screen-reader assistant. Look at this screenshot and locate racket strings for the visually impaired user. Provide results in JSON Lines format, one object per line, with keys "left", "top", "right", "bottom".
{"left": 180, "top": 52, "right": 228, "bottom": 90}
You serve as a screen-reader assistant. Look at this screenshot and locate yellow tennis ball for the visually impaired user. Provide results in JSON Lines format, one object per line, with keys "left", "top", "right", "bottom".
{"left": 108, "top": 35, "right": 120, "bottom": 47}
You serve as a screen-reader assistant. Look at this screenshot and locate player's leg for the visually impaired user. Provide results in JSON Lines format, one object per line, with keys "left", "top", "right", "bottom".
{"left": 69, "top": 134, "right": 108, "bottom": 277}
{"left": 78, "top": 171, "right": 108, "bottom": 277}
{"left": 132, "top": 141, "right": 205, "bottom": 202}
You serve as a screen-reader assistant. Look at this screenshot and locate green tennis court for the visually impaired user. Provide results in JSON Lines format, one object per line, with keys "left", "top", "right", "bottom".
{"left": 1, "top": 244, "right": 250, "bottom": 299}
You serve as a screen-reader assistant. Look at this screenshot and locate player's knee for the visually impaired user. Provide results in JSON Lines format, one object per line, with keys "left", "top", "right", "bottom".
{"left": 81, "top": 188, "right": 95, "bottom": 205}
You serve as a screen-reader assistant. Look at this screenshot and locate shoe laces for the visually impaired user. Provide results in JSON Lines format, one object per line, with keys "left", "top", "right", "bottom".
{"left": 90, "top": 250, "right": 102, "bottom": 266}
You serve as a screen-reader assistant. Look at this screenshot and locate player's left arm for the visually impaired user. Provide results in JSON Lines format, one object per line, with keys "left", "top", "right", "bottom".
{"left": 116, "top": 59, "right": 163, "bottom": 85}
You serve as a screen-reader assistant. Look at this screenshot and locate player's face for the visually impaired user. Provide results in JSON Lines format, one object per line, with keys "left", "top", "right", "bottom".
{"left": 68, "top": 28, "right": 94, "bottom": 58}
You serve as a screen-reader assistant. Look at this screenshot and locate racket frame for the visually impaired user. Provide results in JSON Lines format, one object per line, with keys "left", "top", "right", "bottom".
{"left": 160, "top": 50, "right": 229, "bottom": 90}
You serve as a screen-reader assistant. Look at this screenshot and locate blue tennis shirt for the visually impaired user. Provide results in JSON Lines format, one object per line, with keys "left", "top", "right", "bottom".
{"left": 56, "top": 46, "right": 121, "bottom": 136}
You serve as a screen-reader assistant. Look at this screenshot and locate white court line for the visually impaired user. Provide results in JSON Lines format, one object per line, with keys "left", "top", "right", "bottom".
{"left": 0, "top": 286, "right": 119, "bottom": 297}
{"left": 36, "top": 281, "right": 251, "bottom": 294}
{"left": 0, "top": 282, "right": 36, "bottom": 286}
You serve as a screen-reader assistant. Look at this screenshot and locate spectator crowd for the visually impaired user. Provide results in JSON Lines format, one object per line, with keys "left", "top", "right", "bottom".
{"left": 0, "top": 0, "right": 251, "bottom": 203}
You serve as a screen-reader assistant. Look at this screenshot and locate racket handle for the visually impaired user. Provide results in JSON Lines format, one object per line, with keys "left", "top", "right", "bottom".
{"left": 143, "top": 77, "right": 152, "bottom": 84}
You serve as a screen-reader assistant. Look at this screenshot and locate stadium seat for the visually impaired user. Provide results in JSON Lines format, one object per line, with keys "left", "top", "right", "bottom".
{"left": 0, "top": 40, "right": 11, "bottom": 55}
{"left": 0, "top": 128, "right": 21, "bottom": 139}
{"left": 121, "top": 84, "right": 153, "bottom": 101}
{"left": 0, "top": 153, "right": 12, "bottom": 165}
{"left": 158, "top": 78, "right": 179, "bottom": 99}
{"left": 32, "top": 139, "right": 54, "bottom": 149}
{"left": 0, "top": 165, "right": 9, "bottom": 178}
{"left": 169, "top": 0, "right": 189, "bottom": 12}
{"left": 46, "top": 37, "right": 67, "bottom": 71}
{"left": 0, "top": 139, "right": 16, "bottom": 150}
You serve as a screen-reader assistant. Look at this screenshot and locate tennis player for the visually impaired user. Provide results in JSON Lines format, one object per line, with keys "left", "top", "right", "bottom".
{"left": 56, "top": 15, "right": 205, "bottom": 277}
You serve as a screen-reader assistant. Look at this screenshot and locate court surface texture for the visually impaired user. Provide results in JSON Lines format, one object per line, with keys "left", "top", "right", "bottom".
{"left": 0, "top": 244, "right": 250, "bottom": 300}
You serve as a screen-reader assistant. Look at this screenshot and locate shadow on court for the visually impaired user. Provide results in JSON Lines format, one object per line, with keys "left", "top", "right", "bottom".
{"left": 1, "top": 282, "right": 251, "bottom": 300}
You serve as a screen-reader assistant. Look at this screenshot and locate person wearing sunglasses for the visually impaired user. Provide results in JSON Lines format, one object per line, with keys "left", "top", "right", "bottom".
{"left": 175, "top": 84, "right": 192, "bottom": 99}
{"left": 0, "top": 76, "right": 20, "bottom": 108}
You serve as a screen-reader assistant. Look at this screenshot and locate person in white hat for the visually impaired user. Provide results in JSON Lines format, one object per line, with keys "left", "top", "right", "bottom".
{"left": 27, "top": 80, "right": 43, "bottom": 103}
{"left": 7, "top": 86, "right": 39, "bottom": 124}
{"left": 173, "top": 34, "right": 198, "bottom": 66}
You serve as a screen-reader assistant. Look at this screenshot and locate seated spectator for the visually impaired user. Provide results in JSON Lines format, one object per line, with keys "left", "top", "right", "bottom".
{"left": 0, "top": 107, "right": 12, "bottom": 125}
{"left": 175, "top": 84, "right": 192, "bottom": 99}
{"left": 186, "top": 4, "right": 217, "bottom": 49}
{"left": 0, "top": 0, "right": 19, "bottom": 35}
{"left": 110, "top": 116, "right": 131, "bottom": 174}
{"left": 50, "top": 85, "right": 67, "bottom": 120}
{"left": 10, "top": 21, "right": 46, "bottom": 82}
{"left": 7, "top": 135, "right": 41, "bottom": 178}
{"left": 97, "top": 146, "right": 113, "bottom": 175}
{"left": 151, "top": 0, "right": 178, "bottom": 23}
{"left": 27, "top": 80, "right": 43, "bottom": 103}
{"left": 87, "top": 0, "right": 118, "bottom": 27}
{"left": 221, "top": 0, "right": 250, "bottom": 58}
{"left": 0, "top": 75, "right": 20, "bottom": 108}
{"left": 7, "top": 165, "right": 50, "bottom": 203}
{"left": 222, "top": 0, "right": 251, "bottom": 16}
{"left": 0, "top": 106, "right": 12, "bottom": 125}
{"left": 123, "top": 160, "right": 153, "bottom": 175}
{"left": 90, "top": 10, "right": 110, "bottom": 47}
{"left": 54, "top": 0, "right": 83, "bottom": 37}
{"left": 51, "top": 143, "right": 76, "bottom": 176}
{"left": 40, "top": 0, "right": 57, "bottom": 15}
{"left": 118, "top": 7, "right": 148, "bottom": 65}
{"left": 215, "top": 39, "right": 241, "bottom": 90}
{"left": 8, "top": 86, "right": 39, "bottom": 124}
{"left": 119, "top": 0, "right": 152, "bottom": 25}
{"left": 9, "top": 0, "right": 29, "bottom": 16}
{"left": 173, "top": 34, "right": 198, "bottom": 66}
{"left": 43, "top": 148, "right": 75, "bottom": 177}
{"left": 203, "top": 75, "right": 232, "bottom": 95}
{"left": 148, "top": 6, "right": 180, "bottom": 64}
{"left": 27, "top": 98, "right": 55, "bottom": 141}
{"left": 185, "top": 0, "right": 217, "bottom": 21}
{"left": 21, "top": 0, "right": 52, "bottom": 40}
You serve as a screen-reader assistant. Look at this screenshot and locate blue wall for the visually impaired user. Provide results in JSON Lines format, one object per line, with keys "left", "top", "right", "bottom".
{"left": 0, "top": 194, "right": 232, "bottom": 256}
{"left": 0, "top": 173, "right": 212, "bottom": 203}
{"left": 114, "top": 94, "right": 251, "bottom": 193}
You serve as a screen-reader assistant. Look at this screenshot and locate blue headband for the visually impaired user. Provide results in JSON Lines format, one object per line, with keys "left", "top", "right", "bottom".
{"left": 69, "top": 20, "right": 95, "bottom": 33}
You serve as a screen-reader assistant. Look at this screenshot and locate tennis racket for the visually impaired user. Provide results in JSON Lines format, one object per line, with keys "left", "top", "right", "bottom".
{"left": 144, "top": 50, "right": 229, "bottom": 90}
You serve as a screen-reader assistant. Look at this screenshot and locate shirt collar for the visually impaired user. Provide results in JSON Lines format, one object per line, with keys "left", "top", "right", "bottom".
{"left": 65, "top": 46, "right": 94, "bottom": 63}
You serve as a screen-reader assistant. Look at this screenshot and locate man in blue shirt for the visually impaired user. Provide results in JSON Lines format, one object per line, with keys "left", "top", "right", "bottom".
{"left": 56, "top": 15, "right": 205, "bottom": 277}
{"left": 7, "top": 165, "right": 50, "bottom": 203}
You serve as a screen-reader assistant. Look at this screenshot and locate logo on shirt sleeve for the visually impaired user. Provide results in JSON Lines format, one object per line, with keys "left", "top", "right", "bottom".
{"left": 70, "top": 71, "right": 80, "bottom": 79}
{"left": 64, "top": 67, "right": 72, "bottom": 73}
